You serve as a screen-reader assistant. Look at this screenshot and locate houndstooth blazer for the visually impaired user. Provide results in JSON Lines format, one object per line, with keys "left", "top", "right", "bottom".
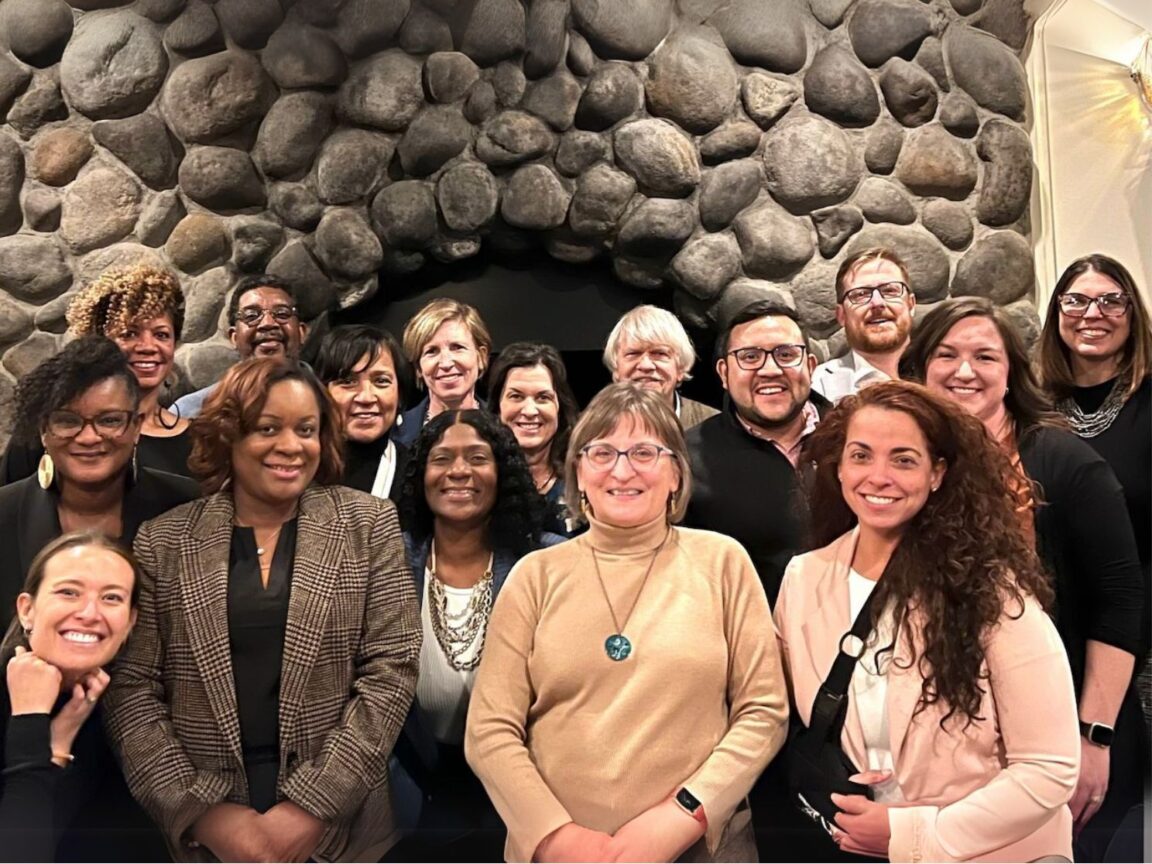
{"left": 103, "top": 485, "right": 422, "bottom": 863}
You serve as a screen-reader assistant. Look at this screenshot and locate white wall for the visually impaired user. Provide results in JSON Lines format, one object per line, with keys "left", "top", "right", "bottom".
{"left": 1026, "top": 0, "right": 1152, "bottom": 311}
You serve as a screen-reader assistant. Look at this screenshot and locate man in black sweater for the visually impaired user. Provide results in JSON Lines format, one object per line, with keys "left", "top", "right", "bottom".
{"left": 684, "top": 300, "right": 828, "bottom": 606}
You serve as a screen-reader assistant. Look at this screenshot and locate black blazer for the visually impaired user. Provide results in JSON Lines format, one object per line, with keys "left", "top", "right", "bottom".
{"left": 0, "top": 468, "right": 200, "bottom": 632}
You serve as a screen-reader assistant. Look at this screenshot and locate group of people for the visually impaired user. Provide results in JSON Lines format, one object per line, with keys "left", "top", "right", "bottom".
{"left": 0, "top": 247, "right": 1146, "bottom": 864}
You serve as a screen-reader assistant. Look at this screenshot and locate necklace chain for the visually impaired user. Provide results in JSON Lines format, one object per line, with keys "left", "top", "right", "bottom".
{"left": 590, "top": 531, "right": 669, "bottom": 643}
{"left": 1057, "top": 374, "right": 1129, "bottom": 438}
{"left": 427, "top": 547, "right": 495, "bottom": 672}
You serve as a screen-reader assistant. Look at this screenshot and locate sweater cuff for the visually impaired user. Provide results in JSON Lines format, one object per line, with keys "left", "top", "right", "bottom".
{"left": 4, "top": 713, "right": 52, "bottom": 771}
{"left": 887, "top": 804, "right": 940, "bottom": 863}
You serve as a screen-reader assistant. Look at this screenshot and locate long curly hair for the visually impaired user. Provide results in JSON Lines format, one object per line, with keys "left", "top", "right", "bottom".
{"left": 10, "top": 335, "right": 141, "bottom": 444}
{"left": 66, "top": 263, "right": 185, "bottom": 340}
{"left": 188, "top": 358, "right": 344, "bottom": 494}
{"left": 805, "top": 380, "right": 1054, "bottom": 728}
{"left": 398, "top": 409, "right": 547, "bottom": 557}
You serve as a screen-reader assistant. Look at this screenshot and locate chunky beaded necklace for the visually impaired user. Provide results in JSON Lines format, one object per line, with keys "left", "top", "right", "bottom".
{"left": 1057, "top": 374, "right": 1130, "bottom": 438}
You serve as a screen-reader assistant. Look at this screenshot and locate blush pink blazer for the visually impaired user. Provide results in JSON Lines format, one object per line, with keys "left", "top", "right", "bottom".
{"left": 774, "top": 530, "right": 1079, "bottom": 863}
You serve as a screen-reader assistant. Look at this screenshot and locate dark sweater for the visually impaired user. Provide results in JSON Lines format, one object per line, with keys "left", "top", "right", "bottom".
{"left": 683, "top": 400, "right": 827, "bottom": 605}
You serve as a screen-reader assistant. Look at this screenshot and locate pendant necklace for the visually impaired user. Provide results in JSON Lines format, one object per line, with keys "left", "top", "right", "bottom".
{"left": 590, "top": 531, "right": 669, "bottom": 662}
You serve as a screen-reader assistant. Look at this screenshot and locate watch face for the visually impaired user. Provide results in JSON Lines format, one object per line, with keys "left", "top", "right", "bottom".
{"left": 676, "top": 787, "right": 702, "bottom": 812}
{"left": 1090, "top": 724, "right": 1115, "bottom": 747}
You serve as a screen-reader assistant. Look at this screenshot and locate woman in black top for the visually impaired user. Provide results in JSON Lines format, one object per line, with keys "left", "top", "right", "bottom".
{"left": 904, "top": 296, "right": 1147, "bottom": 863}
{"left": 0, "top": 337, "right": 199, "bottom": 633}
{"left": 1, "top": 264, "right": 193, "bottom": 482}
{"left": 315, "top": 325, "right": 413, "bottom": 501}
{"left": 0, "top": 531, "right": 162, "bottom": 862}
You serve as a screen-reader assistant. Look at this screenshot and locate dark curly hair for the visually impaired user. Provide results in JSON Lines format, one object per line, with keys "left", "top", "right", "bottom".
{"left": 398, "top": 409, "right": 547, "bottom": 557}
{"left": 805, "top": 380, "right": 1054, "bottom": 728}
{"left": 11, "top": 335, "right": 141, "bottom": 445}
{"left": 487, "top": 342, "right": 580, "bottom": 478}
{"left": 188, "top": 357, "right": 344, "bottom": 494}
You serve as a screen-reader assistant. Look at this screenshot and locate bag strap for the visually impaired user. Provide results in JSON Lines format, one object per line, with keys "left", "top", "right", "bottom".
{"left": 806, "top": 586, "right": 880, "bottom": 743}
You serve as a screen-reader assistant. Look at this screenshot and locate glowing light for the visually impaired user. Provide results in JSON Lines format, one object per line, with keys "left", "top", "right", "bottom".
{"left": 1132, "top": 34, "right": 1152, "bottom": 111}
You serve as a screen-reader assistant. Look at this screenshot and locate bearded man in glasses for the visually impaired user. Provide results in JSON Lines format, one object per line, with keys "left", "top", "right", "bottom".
{"left": 811, "top": 248, "right": 917, "bottom": 403}
{"left": 173, "top": 275, "right": 310, "bottom": 418}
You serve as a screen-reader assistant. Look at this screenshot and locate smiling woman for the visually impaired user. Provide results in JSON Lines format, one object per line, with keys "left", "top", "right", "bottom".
{"left": 103, "top": 357, "right": 422, "bottom": 863}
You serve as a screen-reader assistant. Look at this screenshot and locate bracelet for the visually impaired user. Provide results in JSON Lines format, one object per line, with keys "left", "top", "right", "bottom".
{"left": 51, "top": 752, "right": 74, "bottom": 765}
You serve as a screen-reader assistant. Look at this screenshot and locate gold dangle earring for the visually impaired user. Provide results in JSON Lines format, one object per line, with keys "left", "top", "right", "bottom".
{"left": 37, "top": 453, "right": 54, "bottom": 490}
{"left": 579, "top": 490, "right": 591, "bottom": 517}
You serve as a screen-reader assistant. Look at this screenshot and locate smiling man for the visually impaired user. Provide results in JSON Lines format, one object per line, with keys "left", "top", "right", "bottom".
{"left": 684, "top": 300, "right": 828, "bottom": 605}
{"left": 603, "top": 305, "right": 718, "bottom": 429}
{"left": 812, "top": 248, "right": 916, "bottom": 403}
{"left": 173, "top": 275, "right": 309, "bottom": 418}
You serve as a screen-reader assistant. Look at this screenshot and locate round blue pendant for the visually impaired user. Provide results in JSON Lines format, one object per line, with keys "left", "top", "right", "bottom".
{"left": 605, "top": 634, "right": 632, "bottom": 661}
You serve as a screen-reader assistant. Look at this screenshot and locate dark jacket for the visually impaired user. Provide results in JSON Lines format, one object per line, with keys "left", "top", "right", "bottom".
{"left": 392, "top": 397, "right": 491, "bottom": 449}
{"left": 0, "top": 468, "right": 199, "bottom": 632}
{"left": 341, "top": 435, "right": 410, "bottom": 502}
{"left": 683, "top": 396, "right": 830, "bottom": 605}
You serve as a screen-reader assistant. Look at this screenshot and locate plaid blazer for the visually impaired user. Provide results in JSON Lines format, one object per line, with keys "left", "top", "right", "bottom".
{"left": 103, "top": 485, "right": 421, "bottom": 862}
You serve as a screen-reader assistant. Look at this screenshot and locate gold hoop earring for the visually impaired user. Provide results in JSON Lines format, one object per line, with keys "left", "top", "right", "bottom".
{"left": 37, "top": 454, "right": 54, "bottom": 490}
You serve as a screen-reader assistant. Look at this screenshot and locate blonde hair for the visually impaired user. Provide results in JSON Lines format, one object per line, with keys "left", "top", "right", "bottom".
{"left": 564, "top": 383, "right": 692, "bottom": 525}
{"left": 602, "top": 305, "right": 696, "bottom": 379}
{"left": 67, "top": 263, "right": 185, "bottom": 339}
{"left": 401, "top": 298, "right": 492, "bottom": 390}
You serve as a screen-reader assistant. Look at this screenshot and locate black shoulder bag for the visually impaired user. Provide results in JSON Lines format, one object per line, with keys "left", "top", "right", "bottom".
{"left": 787, "top": 587, "right": 878, "bottom": 831}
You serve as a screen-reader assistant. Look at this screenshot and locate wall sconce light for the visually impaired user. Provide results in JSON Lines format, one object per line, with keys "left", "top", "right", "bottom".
{"left": 1133, "top": 34, "right": 1152, "bottom": 111}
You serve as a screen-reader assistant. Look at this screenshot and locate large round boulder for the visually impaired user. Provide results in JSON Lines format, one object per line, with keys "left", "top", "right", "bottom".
{"left": 60, "top": 11, "right": 168, "bottom": 119}
{"left": 59, "top": 167, "right": 141, "bottom": 253}
{"left": 893, "top": 124, "right": 977, "bottom": 200}
{"left": 844, "top": 224, "right": 951, "bottom": 301}
{"left": 762, "top": 115, "right": 863, "bottom": 212}
{"left": 614, "top": 119, "right": 701, "bottom": 198}
{"left": 709, "top": 0, "right": 807, "bottom": 73}
{"left": 162, "top": 51, "right": 273, "bottom": 143}
{"left": 950, "top": 230, "right": 1033, "bottom": 304}
{"left": 644, "top": 27, "right": 738, "bottom": 134}
{"left": 572, "top": 0, "right": 673, "bottom": 61}
{"left": 337, "top": 50, "right": 424, "bottom": 132}
{"left": 178, "top": 146, "right": 266, "bottom": 211}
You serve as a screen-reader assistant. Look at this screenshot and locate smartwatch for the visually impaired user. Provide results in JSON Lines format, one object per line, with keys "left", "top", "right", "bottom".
{"left": 1079, "top": 720, "right": 1115, "bottom": 748}
{"left": 675, "top": 787, "right": 708, "bottom": 826}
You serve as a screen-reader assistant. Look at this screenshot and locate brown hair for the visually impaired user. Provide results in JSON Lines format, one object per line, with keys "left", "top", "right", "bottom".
{"left": 401, "top": 298, "right": 492, "bottom": 390}
{"left": 1039, "top": 254, "right": 1152, "bottom": 399}
{"left": 564, "top": 383, "right": 691, "bottom": 524}
{"left": 0, "top": 532, "right": 143, "bottom": 660}
{"left": 188, "top": 358, "right": 344, "bottom": 494}
{"left": 901, "top": 297, "right": 1064, "bottom": 439}
{"left": 805, "top": 380, "right": 1053, "bottom": 727}
{"left": 835, "top": 247, "right": 911, "bottom": 300}
{"left": 67, "top": 263, "right": 186, "bottom": 341}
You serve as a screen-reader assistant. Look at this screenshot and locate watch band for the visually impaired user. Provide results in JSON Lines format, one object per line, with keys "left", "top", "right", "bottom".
{"left": 675, "top": 787, "right": 708, "bottom": 826}
{"left": 1079, "top": 720, "right": 1115, "bottom": 747}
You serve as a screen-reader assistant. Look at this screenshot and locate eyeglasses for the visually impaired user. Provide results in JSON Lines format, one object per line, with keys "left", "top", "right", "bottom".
{"left": 726, "top": 344, "right": 808, "bottom": 371}
{"left": 1057, "top": 292, "right": 1130, "bottom": 318}
{"left": 841, "top": 282, "right": 909, "bottom": 307}
{"left": 580, "top": 443, "right": 677, "bottom": 472}
{"left": 236, "top": 305, "right": 298, "bottom": 326}
{"left": 45, "top": 410, "right": 136, "bottom": 440}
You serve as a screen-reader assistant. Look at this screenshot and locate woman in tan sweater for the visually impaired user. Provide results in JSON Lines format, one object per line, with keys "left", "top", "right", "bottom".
{"left": 465, "top": 383, "right": 788, "bottom": 862}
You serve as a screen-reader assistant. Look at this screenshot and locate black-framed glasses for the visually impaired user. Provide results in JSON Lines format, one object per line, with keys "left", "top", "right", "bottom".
{"left": 45, "top": 410, "right": 136, "bottom": 440}
{"left": 580, "top": 443, "right": 677, "bottom": 472}
{"left": 726, "top": 344, "right": 808, "bottom": 371}
{"left": 236, "top": 305, "right": 298, "bottom": 326}
{"left": 841, "top": 282, "right": 909, "bottom": 307}
{"left": 1057, "top": 292, "right": 1130, "bottom": 318}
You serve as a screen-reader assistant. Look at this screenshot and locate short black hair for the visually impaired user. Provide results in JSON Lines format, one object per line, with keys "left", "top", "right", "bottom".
{"left": 398, "top": 409, "right": 548, "bottom": 557}
{"left": 717, "top": 300, "right": 805, "bottom": 358}
{"left": 11, "top": 335, "right": 141, "bottom": 444}
{"left": 226, "top": 274, "right": 298, "bottom": 326}
{"left": 313, "top": 324, "right": 416, "bottom": 411}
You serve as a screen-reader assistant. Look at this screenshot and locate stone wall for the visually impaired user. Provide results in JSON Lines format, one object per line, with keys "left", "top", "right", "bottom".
{"left": 0, "top": 0, "right": 1038, "bottom": 413}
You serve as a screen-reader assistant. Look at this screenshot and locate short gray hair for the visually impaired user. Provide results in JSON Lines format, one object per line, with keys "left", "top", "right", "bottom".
{"left": 602, "top": 305, "right": 696, "bottom": 379}
{"left": 564, "top": 383, "right": 693, "bottom": 525}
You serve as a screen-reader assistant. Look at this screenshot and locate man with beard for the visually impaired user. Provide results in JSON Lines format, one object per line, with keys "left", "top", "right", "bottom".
{"left": 173, "top": 275, "right": 309, "bottom": 417}
{"left": 684, "top": 300, "right": 828, "bottom": 605}
{"left": 812, "top": 247, "right": 916, "bottom": 402}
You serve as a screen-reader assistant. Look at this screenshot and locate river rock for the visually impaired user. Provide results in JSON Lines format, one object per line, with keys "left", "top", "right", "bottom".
{"left": 894, "top": 124, "right": 977, "bottom": 200}
{"left": 371, "top": 180, "right": 438, "bottom": 250}
{"left": 458, "top": 0, "right": 526, "bottom": 66}
{"left": 92, "top": 114, "right": 180, "bottom": 189}
{"left": 864, "top": 117, "right": 904, "bottom": 174}
{"left": 230, "top": 215, "right": 283, "bottom": 272}
{"left": 0, "top": 235, "right": 71, "bottom": 302}
{"left": 331, "top": 0, "right": 409, "bottom": 58}
{"left": 397, "top": 104, "right": 473, "bottom": 176}
{"left": 944, "top": 25, "right": 1027, "bottom": 121}
{"left": 262, "top": 22, "right": 346, "bottom": 89}
{"left": 163, "top": 51, "right": 273, "bottom": 143}
{"left": 59, "top": 167, "right": 141, "bottom": 253}
{"left": 576, "top": 63, "right": 643, "bottom": 132}
{"left": 137, "top": 190, "right": 184, "bottom": 246}
{"left": 337, "top": 50, "right": 424, "bottom": 132}
{"left": 23, "top": 188, "right": 61, "bottom": 232}
{"left": 921, "top": 199, "right": 972, "bottom": 249}
{"left": 316, "top": 128, "right": 395, "bottom": 205}
{"left": 848, "top": 0, "right": 935, "bottom": 67}
{"left": 60, "top": 11, "right": 168, "bottom": 119}
{"left": 424, "top": 52, "right": 480, "bottom": 104}
{"left": 166, "top": 212, "right": 228, "bottom": 273}
{"left": 845, "top": 224, "right": 951, "bottom": 301}
{"left": 3, "top": 0, "right": 74, "bottom": 67}
{"left": 437, "top": 163, "right": 500, "bottom": 232}
{"left": 804, "top": 45, "right": 881, "bottom": 126}
{"left": 645, "top": 26, "right": 738, "bottom": 134}
{"left": 614, "top": 119, "right": 700, "bottom": 198}
{"left": 710, "top": 0, "right": 808, "bottom": 73}
{"left": 939, "top": 91, "right": 979, "bottom": 137}
{"left": 555, "top": 130, "right": 609, "bottom": 176}
{"left": 811, "top": 204, "right": 864, "bottom": 257}
{"left": 502, "top": 164, "right": 570, "bottom": 230}
{"left": 163, "top": 0, "right": 223, "bottom": 56}
{"left": 179, "top": 146, "right": 266, "bottom": 211}
{"left": 616, "top": 197, "right": 696, "bottom": 259}
{"left": 524, "top": 71, "right": 583, "bottom": 131}
{"left": 741, "top": 73, "right": 800, "bottom": 130}
{"left": 572, "top": 0, "right": 673, "bottom": 61}
{"left": 252, "top": 91, "right": 333, "bottom": 179}
{"left": 880, "top": 58, "right": 938, "bottom": 126}
{"left": 700, "top": 121, "right": 762, "bottom": 164}
{"left": 975, "top": 118, "right": 1032, "bottom": 227}
{"left": 315, "top": 209, "right": 383, "bottom": 280}
{"left": 950, "top": 230, "right": 1033, "bottom": 304}
{"left": 30, "top": 127, "right": 92, "bottom": 186}
{"left": 269, "top": 182, "right": 323, "bottom": 231}
{"left": 569, "top": 163, "right": 636, "bottom": 237}
{"left": 476, "top": 110, "right": 555, "bottom": 167}
{"left": 733, "top": 197, "right": 814, "bottom": 278}
{"left": 214, "top": 0, "right": 282, "bottom": 50}
{"left": 763, "top": 114, "right": 862, "bottom": 212}
{"left": 265, "top": 241, "right": 335, "bottom": 319}
{"left": 524, "top": 0, "right": 569, "bottom": 78}
{"left": 671, "top": 232, "right": 742, "bottom": 299}
{"left": 857, "top": 176, "right": 915, "bottom": 224}
{"left": 698, "top": 159, "right": 761, "bottom": 231}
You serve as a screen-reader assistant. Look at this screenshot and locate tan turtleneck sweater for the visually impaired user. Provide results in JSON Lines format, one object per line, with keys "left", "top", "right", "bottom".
{"left": 465, "top": 515, "right": 788, "bottom": 862}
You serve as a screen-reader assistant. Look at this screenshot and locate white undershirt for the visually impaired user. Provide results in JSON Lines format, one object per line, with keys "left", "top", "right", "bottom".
{"left": 369, "top": 439, "right": 397, "bottom": 500}
{"left": 847, "top": 569, "right": 904, "bottom": 803}
{"left": 415, "top": 571, "right": 482, "bottom": 744}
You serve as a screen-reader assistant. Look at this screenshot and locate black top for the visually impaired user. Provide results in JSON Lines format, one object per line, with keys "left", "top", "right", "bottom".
{"left": 342, "top": 435, "right": 409, "bottom": 502}
{"left": 1, "top": 431, "right": 195, "bottom": 484}
{"left": 0, "top": 686, "right": 166, "bottom": 862}
{"left": 0, "top": 468, "right": 200, "bottom": 632}
{"left": 228, "top": 521, "right": 296, "bottom": 763}
{"left": 683, "top": 398, "right": 829, "bottom": 605}
{"left": 1018, "top": 424, "right": 1145, "bottom": 688}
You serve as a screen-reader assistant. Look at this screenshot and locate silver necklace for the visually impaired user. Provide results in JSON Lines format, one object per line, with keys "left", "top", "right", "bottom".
{"left": 427, "top": 546, "right": 495, "bottom": 671}
{"left": 589, "top": 531, "right": 669, "bottom": 662}
{"left": 1058, "top": 374, "right": 1129, "bottom": 438}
